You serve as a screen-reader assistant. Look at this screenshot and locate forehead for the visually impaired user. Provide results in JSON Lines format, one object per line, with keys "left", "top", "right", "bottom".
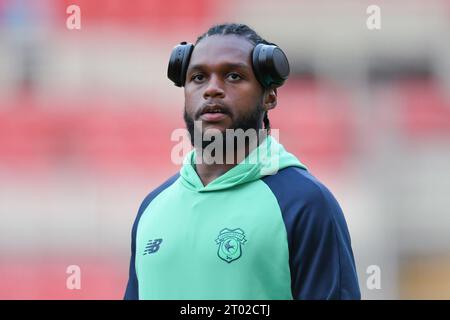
{"left": 189, "top": 35, "right": 254, "bottom": 68}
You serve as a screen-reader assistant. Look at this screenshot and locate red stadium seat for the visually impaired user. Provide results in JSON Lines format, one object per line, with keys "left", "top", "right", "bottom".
{"left": 272, "top": 78, "right": 357, "bottom": 173}
{"left": 52, "top": 0, "right": 217, "bottom": 32}
{"left": 0, "top": 100, "right": 183, "bottom": 177}
{"left": 394, "top": 79, "right": 450, "bottom": 138}
{"left": 0, "top": 256, "right": 127, "bottom": 299}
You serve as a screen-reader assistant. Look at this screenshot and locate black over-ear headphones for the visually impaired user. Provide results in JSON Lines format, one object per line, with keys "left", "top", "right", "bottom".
{"left": 167, "top": 41, "right": 290, "bottom": 89}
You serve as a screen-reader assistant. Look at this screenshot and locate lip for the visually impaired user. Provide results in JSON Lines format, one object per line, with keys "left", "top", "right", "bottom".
{"left": 198, "top": 103, "right": 230, "bottom": 123}
{"left": 200, "top": 112, "right": 228, "bottom": 122}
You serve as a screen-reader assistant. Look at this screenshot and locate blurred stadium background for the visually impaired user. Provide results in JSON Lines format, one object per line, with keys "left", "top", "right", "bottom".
{"left": 1, "top": 0, "right": 450, "bottom": 299}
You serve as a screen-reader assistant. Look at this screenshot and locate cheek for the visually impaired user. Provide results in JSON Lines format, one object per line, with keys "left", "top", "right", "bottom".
{"left": 184, "top": 89, "right": 197, "bottom": 113}
{"left": 233, "top": 88, "right": 261, "bottom": 112}
{"left": 184, "top": 83, "right": 204, "bottom": 99}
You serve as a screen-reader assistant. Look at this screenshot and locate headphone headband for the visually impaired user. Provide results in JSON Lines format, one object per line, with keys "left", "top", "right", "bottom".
{"left": 167, "top": 41, "right": 289, "bottom": 88}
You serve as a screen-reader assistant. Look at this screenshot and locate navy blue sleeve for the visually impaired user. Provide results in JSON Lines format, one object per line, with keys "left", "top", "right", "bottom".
{"left": 262, "top": 167, "right": 361, "bottom": 300}
{"left": 124, "top": 173, "right": 180, "bottom": 300}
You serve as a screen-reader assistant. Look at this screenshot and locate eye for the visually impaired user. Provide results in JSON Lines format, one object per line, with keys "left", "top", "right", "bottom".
{"left": 191, "top": 74, "right": 205, "bottom": 82}
{"left": 227, "top": 73, "right": 242, "bottom": 81}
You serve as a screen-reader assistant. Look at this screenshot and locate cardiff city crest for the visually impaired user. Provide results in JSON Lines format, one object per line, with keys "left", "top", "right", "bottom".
{"left": 215, "top": 228, "right": 247, "bottom": 263}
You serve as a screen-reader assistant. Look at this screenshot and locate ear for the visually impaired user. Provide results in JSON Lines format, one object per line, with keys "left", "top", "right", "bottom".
{"left": 263, "top": 87, "right": 277, "bottom": 111}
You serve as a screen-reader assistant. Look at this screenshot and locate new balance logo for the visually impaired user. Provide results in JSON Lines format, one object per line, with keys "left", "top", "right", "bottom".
{"left": 143, "top": 238, "right": 163, "bottom": 255}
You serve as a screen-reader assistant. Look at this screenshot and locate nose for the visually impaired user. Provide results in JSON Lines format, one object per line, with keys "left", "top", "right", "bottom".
{"left": 203, "top": 74, "right": 225, "bottom": 99}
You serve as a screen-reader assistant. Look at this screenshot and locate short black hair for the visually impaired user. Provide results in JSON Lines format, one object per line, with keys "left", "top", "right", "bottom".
{"left": 196, "top": 23, "right": 272, "bottom": 132}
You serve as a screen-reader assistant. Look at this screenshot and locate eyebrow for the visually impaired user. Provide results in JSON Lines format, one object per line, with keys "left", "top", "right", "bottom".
{"left": 187, "top": 62, "right": 251, "bottom": 73}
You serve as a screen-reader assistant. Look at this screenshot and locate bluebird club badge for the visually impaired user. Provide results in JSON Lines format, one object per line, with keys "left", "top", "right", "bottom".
{"left": 215, "top": 228, "right": 247, "bottom": 263}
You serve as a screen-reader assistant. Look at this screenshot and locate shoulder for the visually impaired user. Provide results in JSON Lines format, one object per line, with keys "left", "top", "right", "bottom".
{"left": 137, "top": 172, "right": 180, "bottom": 215}
{"left": 261, "top": 166, "right": 340, "bottom": 214}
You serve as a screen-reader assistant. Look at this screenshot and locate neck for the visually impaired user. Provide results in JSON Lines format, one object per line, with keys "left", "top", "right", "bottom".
{"left": 194, "top": 134, "right": 268, "bottom": 187}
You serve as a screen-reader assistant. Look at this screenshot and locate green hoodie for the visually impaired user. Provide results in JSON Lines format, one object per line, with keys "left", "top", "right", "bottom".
{"left": 125, "top": 136, "right": 361, "bottom": 300}
{"left": 179, "top": 135, "right": 307, "bottom": 192}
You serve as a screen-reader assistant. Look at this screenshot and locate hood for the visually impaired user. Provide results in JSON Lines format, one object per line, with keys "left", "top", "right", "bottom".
{"left": 179, "top": 135, "right": 308, "bottom": 192}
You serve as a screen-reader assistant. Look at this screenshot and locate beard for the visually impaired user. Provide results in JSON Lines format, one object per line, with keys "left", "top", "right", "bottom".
{"left": 183, "top": 102, "right": 265, "bottom": 152}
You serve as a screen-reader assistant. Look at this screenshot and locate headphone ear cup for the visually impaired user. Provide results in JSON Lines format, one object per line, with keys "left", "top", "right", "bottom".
{"left": 252, "top": 43, "right": 290, "bottom": 88}
{"left": 167, "top": 42, "right": 194, "bottom": 87}
{"left": 252, "top": 44, "right": 265, "bottom": 88}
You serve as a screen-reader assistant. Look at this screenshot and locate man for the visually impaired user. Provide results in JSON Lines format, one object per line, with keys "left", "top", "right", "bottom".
{"left": 124, "top": 23, "right": 361, "bottom": 300}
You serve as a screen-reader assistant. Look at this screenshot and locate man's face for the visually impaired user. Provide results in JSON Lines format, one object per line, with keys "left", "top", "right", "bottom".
{"left": 183, "top": 35, "right": 266, "bottom": 148}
